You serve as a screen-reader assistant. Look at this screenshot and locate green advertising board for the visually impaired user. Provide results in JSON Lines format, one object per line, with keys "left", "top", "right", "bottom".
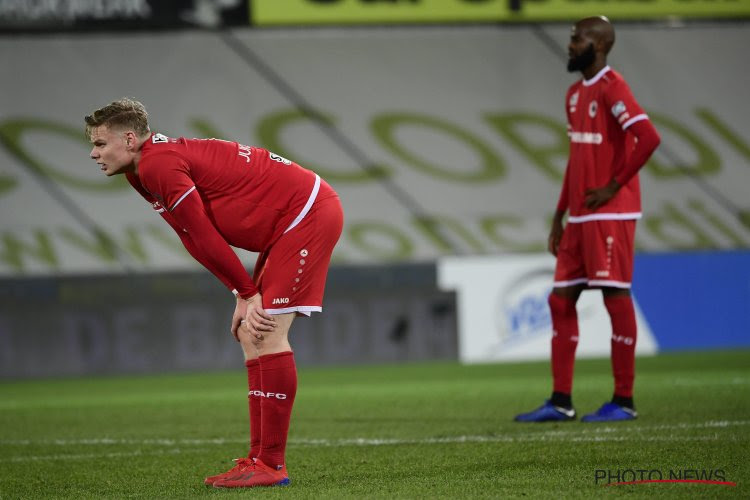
{"left": 251, "top": 0, "right": 750, "bottom": 25}
{"left": 517, "top": 0, "right": 750, "bottom": 21}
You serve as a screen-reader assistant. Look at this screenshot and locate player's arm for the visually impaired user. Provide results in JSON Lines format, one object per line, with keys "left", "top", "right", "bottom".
{"left": 169, "top": 190, "right": 257, "bottom": 297}
{"left": 584, "top": 119, "right": 660, "bottom": 209}
{"left": 549, "top": 161, "right": 570, "bottom": 256}
{"left": 586, "top": 80, "right": 661, "bottom": 209}
{"left": 127, "top": 171, "right": 237, "bottom": 291}
{"left": 612, "top": 118, "right": 661, "bottom": 187}
{"left": 168, "top": 192, "right": 277, "bottom": 339}
{"left": 160, "top": 210, "right": 236, "bottom": 292}
{"left": 138, "top": 152, "right": 276, "bottom": 340}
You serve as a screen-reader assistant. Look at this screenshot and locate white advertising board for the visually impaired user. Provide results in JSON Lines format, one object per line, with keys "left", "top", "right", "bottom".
{"left": 438, "top": 255, "right": 658, "bottom": 363}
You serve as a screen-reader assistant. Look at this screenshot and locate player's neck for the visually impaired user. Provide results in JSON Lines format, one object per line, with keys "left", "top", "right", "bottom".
{"left": 131, "top": 136, "right": 148, "bottom": 175}
{"left": 581, "top": 59, "right": 607, "bottom": 81}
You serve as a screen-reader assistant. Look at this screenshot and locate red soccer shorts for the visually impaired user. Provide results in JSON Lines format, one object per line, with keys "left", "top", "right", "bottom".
{"left": 553, "top": 219, "right": 636, "bottom": 289}
{"left": 253, "top": 185, "right": 343, "bottom": 316}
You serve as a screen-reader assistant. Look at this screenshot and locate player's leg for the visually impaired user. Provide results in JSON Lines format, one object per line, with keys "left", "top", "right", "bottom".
{"left": 240, "top": 337, "right": 262, "bottom": 460}
{"left": 515, "top": 222, "right": 585, "bottom": 422}
{"left": 203, "top": 326, "right": 264, "bottom": 486}
{"left": 241, "top": 252, "right": 273, "bottom": 460}
{"left": 204, "top": 278, "right": 266, "bottom": 486}
{"left": 603, "top": 287, "right": 637, "bottom": 409}
{"left": 216, "top": 192, "right": 343, "bottom": 488}
{"left": 549, "top": 284, "right": 585, "bottom": 410}
{"left": 251, "top": 312, "right": 297, "bottom": 475}
{"left": 212, "top": 315, "right": 295, "bottom": 489}
{"left": 581, "top": 220, "right": 638, "bottom": 422}
{"left": 243, "top": 251, "right": 270, "bottom": 461}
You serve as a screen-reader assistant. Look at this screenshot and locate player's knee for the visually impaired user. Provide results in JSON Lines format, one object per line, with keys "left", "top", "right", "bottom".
{"left": 548, "top": 293, "right": 577, "bottom": 319}
{"left": 252, "top": 330, "right": 290, "bottom": 356}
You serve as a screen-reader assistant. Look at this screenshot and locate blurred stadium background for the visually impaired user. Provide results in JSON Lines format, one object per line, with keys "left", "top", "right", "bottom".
{"left": 1, "top": 0, "right": 748, "bottom": 377}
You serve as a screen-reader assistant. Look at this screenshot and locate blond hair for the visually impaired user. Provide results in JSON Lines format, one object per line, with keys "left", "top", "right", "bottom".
{"left": 85, "top": 98, "right": 150, "bottom": 140}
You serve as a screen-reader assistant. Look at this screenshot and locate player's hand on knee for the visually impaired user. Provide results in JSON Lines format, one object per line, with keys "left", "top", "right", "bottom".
{"left": 230, "top": 296, "right": 250, "bottom": 341}
{"left": 245, "top": 293, "right": 277, "bottom": 334}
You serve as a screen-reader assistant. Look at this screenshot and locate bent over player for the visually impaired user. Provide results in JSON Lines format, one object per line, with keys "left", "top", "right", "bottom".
{"left": 85, "top": 98, "right": 343, "bottom": 487}
{"left": 514, "top": 16, "right": 660, "bottom": 423}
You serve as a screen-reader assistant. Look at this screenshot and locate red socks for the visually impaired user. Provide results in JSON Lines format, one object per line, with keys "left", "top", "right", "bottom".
{"left": 604, "top": 295, "right": 637, "bottom": 398}
{"left": 256, "top": 351, "right": 297, "bottom": 469}
{"left": 244, "top": 359, "right": 262, "bottom": 459}
{"left": 548, "top": 293, "right": 579, "bottom": 396}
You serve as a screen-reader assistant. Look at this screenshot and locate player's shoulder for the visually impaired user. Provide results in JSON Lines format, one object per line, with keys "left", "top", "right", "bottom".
{"left": 599, "top": 67, "right": 629, "bottom": 89}
{"left": 141, "top": 134, "right": 187, "bottom": 160}
{"left": 566, "top": 78, "right": 583, "bottom": 95}
{"left": 139, "top": 134, "right": 188, "bottom": 176}
{"left": 142, "top": 133, "right": 183, "bottom": 152}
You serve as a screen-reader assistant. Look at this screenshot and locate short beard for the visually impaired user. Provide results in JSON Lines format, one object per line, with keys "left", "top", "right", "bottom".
{"left": 567, "top": 43, "right": 596, "bottom": 73}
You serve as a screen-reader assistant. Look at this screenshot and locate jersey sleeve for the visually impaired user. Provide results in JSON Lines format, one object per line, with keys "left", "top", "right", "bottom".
{"left": 604, "top": 78, "right": 648, "bottom": 133}
{"left": 168, "top": 190, "right": 258, "bottom": 298}
{"left": 556, "top": 158, "right": 570, "bottom": 213}
{"left": 556, "top": 97, "right": 573, "bottom": 214}
{"left": 614, "top": 118, "right": 661, "bottom": 187}
{"left": 604, "top": 79, "right": 661, "bottom": 186}
{"left": 159, "top": 209, "right": 237, "bottom": 293}
{"left": 138, "top": 153, "right": 196, "bottom": 212}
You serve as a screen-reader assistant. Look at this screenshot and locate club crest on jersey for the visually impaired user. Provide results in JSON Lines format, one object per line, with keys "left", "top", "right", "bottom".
{"left": 152, "top": 133, "right": 168, "bottom": 144}
{"left": 588, "top": 100, "right": 598, "bottom": 118}
{"left": 151, "top": 200, "right": 165, "bottom": 213}
{"left": 569, "top": 91, "right": 579, "bottom": 113}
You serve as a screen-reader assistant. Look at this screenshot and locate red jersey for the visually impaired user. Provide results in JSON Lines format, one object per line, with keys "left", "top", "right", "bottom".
{"left": 560, "top": 66, "right": 651, "bottom": 222}
{"left": 127, "top": 133, "right": 330, "bottom": 298}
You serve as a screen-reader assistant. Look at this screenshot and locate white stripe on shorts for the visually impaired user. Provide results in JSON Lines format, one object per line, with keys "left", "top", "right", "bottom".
{"left": 266, "top": 306, "right": 323, "bottom": 317}
{"left": 283, "top": 175, "right": 320, "bottom": 234}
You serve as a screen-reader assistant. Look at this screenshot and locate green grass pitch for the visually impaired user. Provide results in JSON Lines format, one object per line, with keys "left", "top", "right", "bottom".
{"left": 1, "top": 350, "right": 748, "bottom": 498}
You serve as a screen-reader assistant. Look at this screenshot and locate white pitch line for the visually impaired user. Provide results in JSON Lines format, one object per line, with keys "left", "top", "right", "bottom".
{"left": 1, "top": 419, "right": 747, "bottom": 448}
{"left": 290, "top": 433, "right": 736, "bottom": 447}
{"left": 3, "top": 448, "right": 184, "bottom": 463}
{"left": 1, "top": 420, "right": 747, "bottom": 463}
{"left": 0, "top": 435, "right": 737, "bottom": 463}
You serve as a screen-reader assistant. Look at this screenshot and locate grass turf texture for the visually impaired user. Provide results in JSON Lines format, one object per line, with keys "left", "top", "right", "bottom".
{"left": 1, "top": 350, "right": 748, "bottom": 499}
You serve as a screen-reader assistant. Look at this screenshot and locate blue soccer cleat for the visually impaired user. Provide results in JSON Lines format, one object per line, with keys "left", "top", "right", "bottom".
{"left": 514, "top": 400, "right": 576, "bottom": 422}
{"left": 581, "top": 402, "right": 637, "bottom": 422}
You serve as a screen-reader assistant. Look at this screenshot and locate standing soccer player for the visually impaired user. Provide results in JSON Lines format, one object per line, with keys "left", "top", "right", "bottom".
{"left": 85, "top": 98, "right": 343, "bottom": 486}
{"left": 514, "top": 16, "right": 660, "bottom": 423}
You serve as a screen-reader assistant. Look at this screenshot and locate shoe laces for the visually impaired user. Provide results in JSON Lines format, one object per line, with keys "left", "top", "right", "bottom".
{"left": 231, "top": 457, "right": 255, "bottom": 471}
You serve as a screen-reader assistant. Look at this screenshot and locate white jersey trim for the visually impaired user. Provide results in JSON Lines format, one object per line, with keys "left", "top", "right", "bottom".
{"left": 588, "top": 279, "right": 632, "bottom": 289}
{"left": 170, "top": 185, "right": 196, "bottom": 211}
{"left": 568, "top": 212, "right": 642, "bottom": 223}
{"left": 553, "top": 278, "right": 631, "bottom": 289}
{"left": 622, "top": 113, "right": 648, "bottom": 130}
{"left": 265, "top": 305, "right": 322, "bottom": 317}
{"left": 582, "top": 65, "right": 611, "bottom": 87}
{"left": 283, "top": 174, "right": 320, "bottom": 234}
{"left": 553, "top": 278, "right": 589, "bottom": 288}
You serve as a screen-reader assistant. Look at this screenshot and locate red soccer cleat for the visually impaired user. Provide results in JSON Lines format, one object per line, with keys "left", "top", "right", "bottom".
{"left": 213, "top": 458, "right": 290, "bottom": 488}
{"left": 203, "top": 457, "right": 254, "bottom": 486}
